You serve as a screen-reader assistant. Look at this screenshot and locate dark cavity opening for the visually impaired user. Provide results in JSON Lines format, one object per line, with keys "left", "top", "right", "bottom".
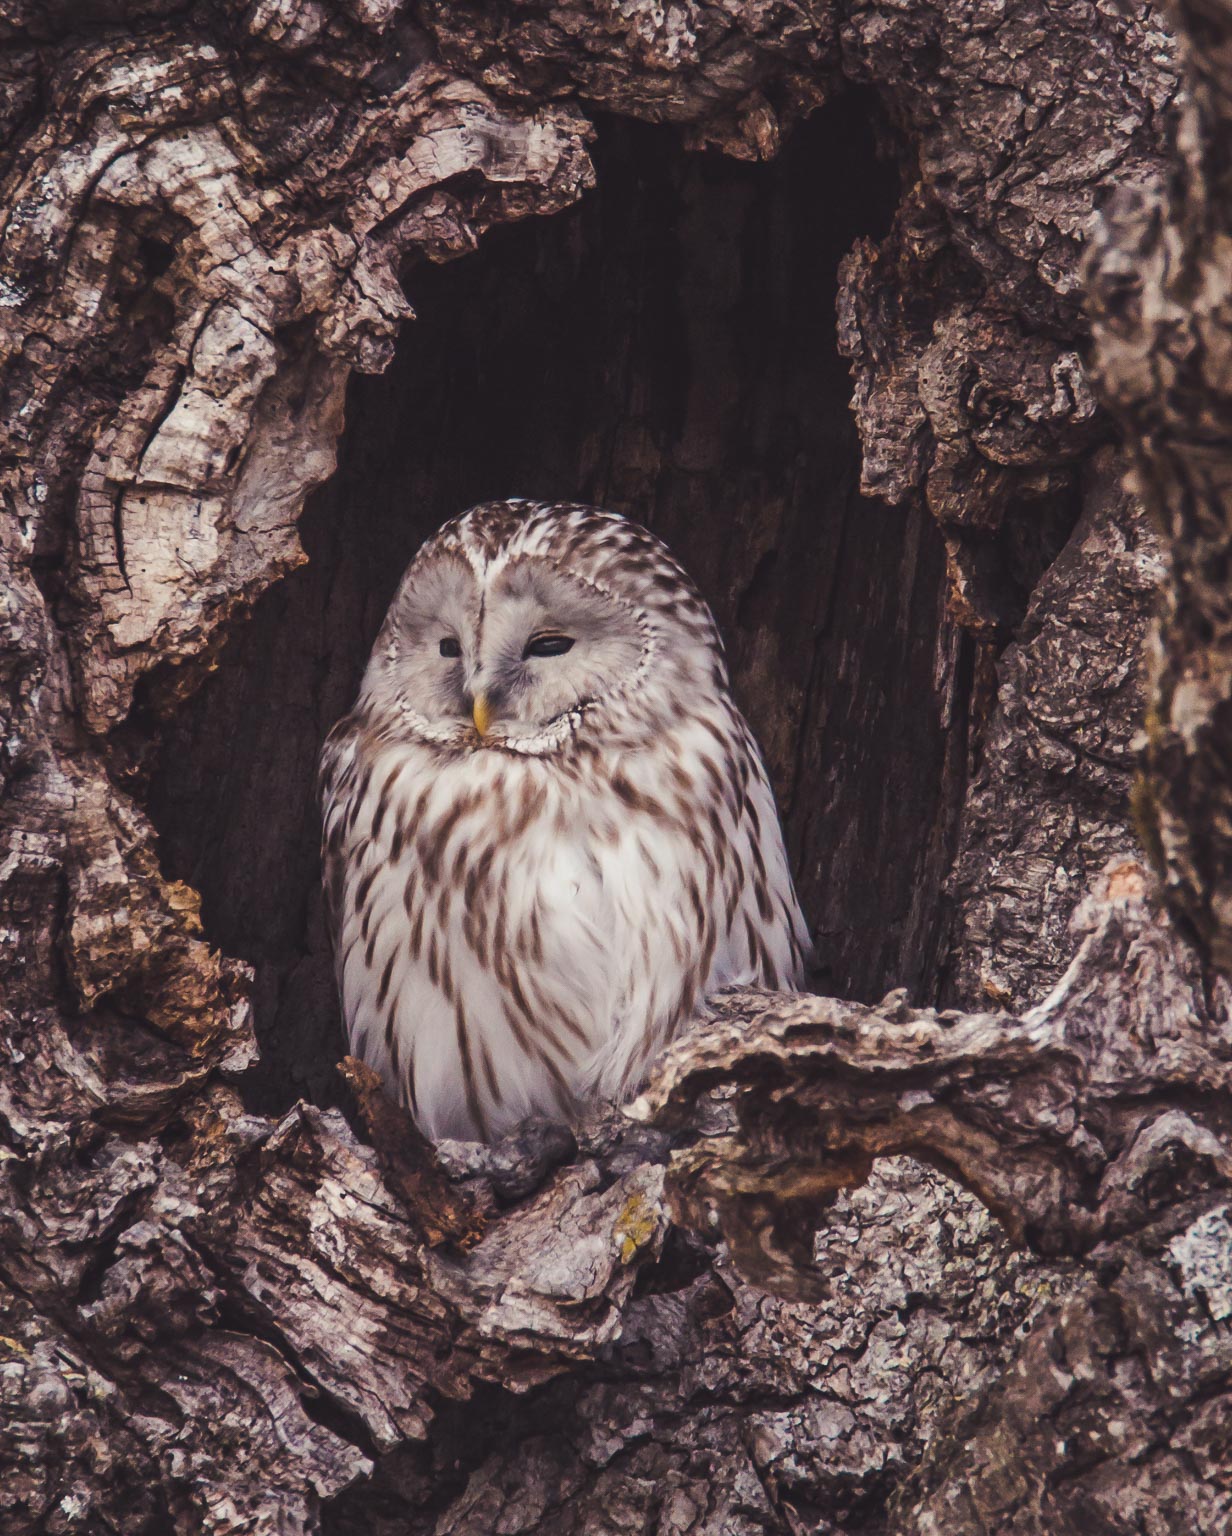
{"left": 148, "top": 97, "right": 968, "bottom": 1115}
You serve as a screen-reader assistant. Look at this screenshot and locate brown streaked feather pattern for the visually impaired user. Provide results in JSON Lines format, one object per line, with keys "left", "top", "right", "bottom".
{"left": 319, "top": 500, "right": 810, "bottom": 1142}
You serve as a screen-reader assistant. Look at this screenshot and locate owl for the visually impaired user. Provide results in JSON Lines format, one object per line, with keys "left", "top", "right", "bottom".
{"left": 319, "top": 500, "right": 810, "bottom": 1142}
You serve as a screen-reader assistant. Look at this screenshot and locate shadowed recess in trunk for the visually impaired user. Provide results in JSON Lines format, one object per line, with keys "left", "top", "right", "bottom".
{"left": 146, "top": 96, "right": 970, "bottom": 1114}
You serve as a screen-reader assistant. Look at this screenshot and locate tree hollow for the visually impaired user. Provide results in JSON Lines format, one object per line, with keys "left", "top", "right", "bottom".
{"left": 147, "top": 99, "right": 969, "bottom": 1114}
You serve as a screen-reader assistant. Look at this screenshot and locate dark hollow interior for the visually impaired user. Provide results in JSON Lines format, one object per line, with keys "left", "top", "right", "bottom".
{"left": 148, "top": 98, "right": 971, "bottom": 1114}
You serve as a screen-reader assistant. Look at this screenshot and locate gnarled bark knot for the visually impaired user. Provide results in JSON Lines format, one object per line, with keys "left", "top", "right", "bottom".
{"left": 632, "top": 858, "right": 1232, "bottom": 1301}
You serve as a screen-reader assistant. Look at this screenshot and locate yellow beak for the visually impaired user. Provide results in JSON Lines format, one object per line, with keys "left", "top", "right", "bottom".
{"left": 472, "top": 693, "right": 491, "bottom": 736}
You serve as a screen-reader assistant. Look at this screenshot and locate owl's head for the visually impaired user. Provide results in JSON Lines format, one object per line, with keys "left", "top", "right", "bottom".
{"left": 359, "top": 501, "right": 726, "bottom": 755}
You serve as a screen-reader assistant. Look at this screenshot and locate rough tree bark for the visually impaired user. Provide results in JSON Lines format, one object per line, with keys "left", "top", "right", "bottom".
{"left": 2, "top": 2, "right": 1229, "bottom": 1534}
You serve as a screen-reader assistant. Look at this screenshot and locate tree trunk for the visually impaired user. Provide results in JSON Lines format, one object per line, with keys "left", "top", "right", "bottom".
{"left": 1, "top": 3, "right": 1228, "bottom": 1534}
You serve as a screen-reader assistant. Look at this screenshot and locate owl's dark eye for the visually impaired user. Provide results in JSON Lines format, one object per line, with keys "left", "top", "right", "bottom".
{"left": 523, "top": 633, "right": 575, "bottom": 659}
{"left": 439, "top": 637, "right": 461, "bottom": 658}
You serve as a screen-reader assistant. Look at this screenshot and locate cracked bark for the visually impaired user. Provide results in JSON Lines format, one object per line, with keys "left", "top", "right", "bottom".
{"left": 2, "top": 1, "right": 1229, "bottom": 1533}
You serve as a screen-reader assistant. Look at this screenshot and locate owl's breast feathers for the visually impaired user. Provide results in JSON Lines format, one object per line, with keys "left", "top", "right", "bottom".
{"left": 320, "top": 705, "right": 807, "bottom": 1141}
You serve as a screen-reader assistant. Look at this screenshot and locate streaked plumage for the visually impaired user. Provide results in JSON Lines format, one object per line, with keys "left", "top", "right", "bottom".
{"left": 319, "top": 500, "right": 809, "bottom": 1141}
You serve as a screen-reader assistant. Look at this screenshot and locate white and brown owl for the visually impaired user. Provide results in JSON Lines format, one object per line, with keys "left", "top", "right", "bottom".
{"left": 320, "top": 500, "right": 809, "bottom": 1141}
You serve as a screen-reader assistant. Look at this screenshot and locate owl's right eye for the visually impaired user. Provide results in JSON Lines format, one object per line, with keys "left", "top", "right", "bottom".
{"left": 438, "top": 637, "right": 461, "bottom": 658}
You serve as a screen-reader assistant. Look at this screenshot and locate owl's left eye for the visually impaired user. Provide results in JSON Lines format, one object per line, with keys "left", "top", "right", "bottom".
{"left": 439, "top": 637, "right": 462, "bottom": 658}
{"left": 523, "top": 633, "right": 575, "bottom": 659}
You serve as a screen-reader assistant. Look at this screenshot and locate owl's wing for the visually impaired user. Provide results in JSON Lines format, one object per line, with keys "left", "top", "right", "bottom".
{"left": 317, "top": 712, "right": 364, "bottom": 977}
{"left": 725, "top": 723, "right": 812, "bottom": 991}
{"left": 586, "top": 708, "right": 809, "bottom": 1103}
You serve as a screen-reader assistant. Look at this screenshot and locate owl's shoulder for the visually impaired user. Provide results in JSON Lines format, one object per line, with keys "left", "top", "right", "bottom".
{"left": 319, "top": 707, "right": 429, "bottom": 803}
{"left": 318, "top": 709, "right": 365, "bottom": 798}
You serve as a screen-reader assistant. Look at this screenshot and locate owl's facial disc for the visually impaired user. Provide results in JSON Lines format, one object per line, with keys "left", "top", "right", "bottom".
{"left": 373, "top": 551, "right": 648, "bottom": 751}
{"left": 464, "top": 561, "right": 643, "bottom": 745}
